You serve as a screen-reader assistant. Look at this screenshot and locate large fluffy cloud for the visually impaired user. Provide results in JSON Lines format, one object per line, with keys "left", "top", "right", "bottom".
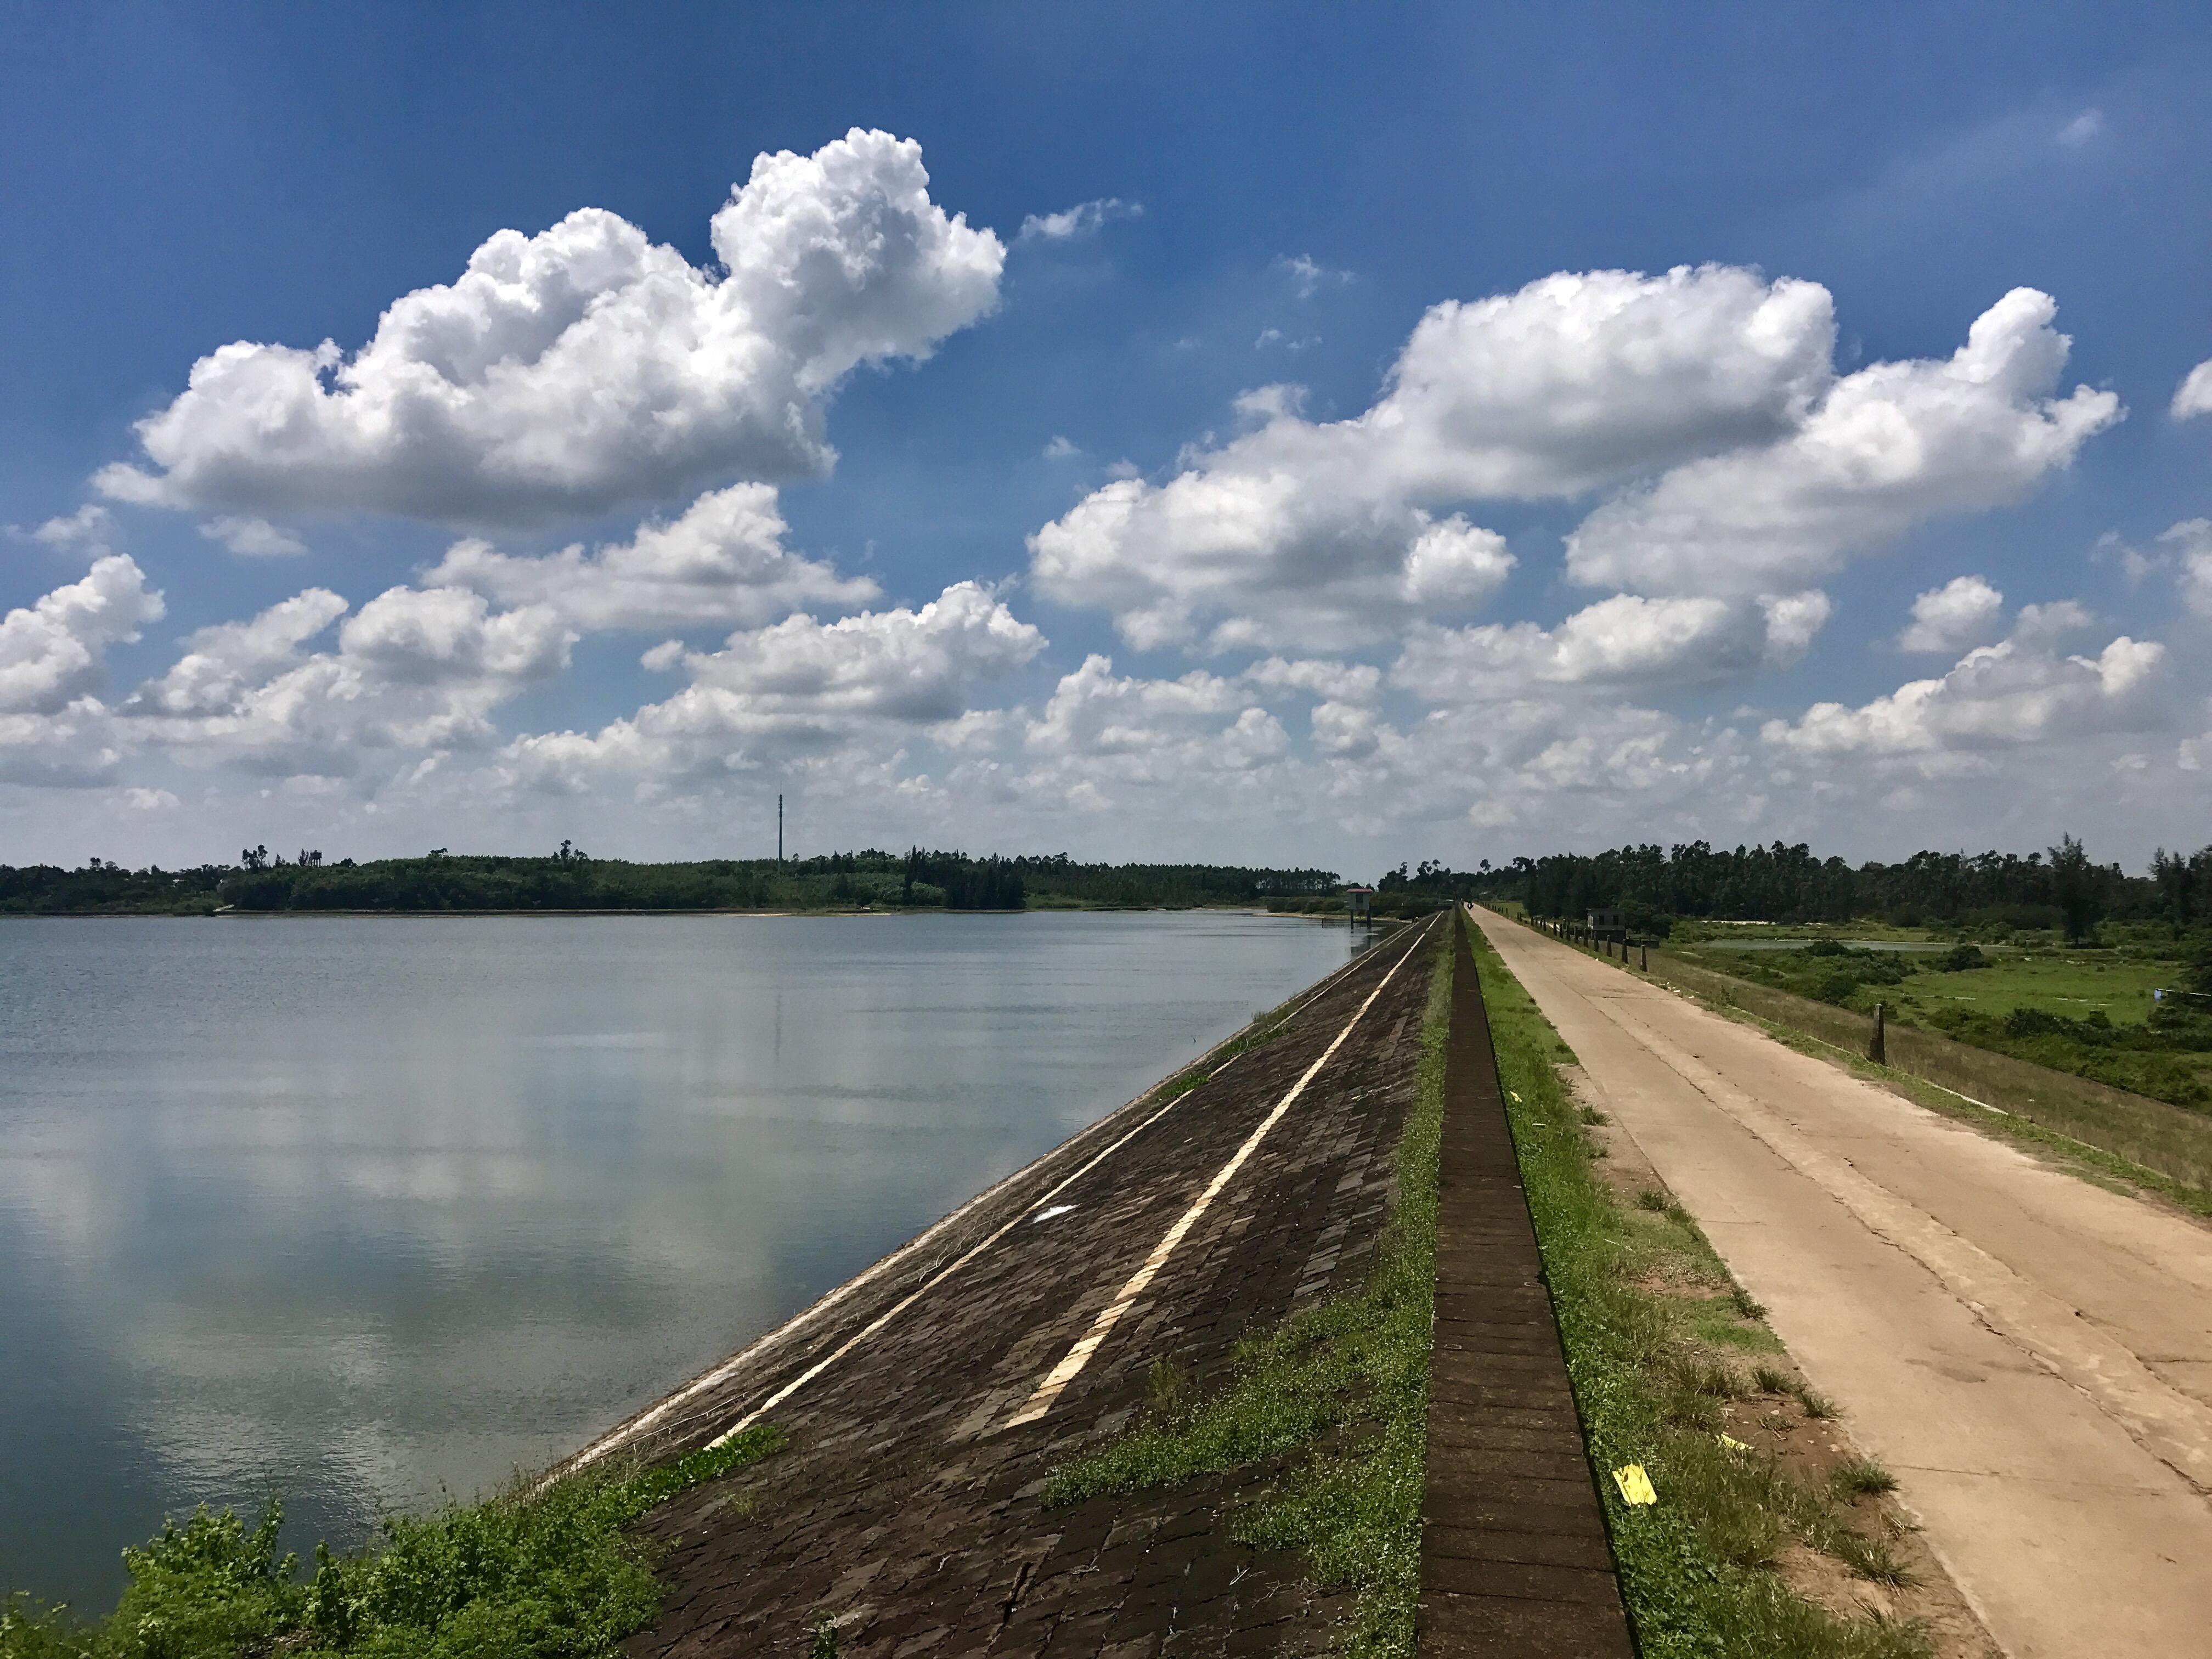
{"left": 1033, "top": 475, "right": 1514, "bottom": 652}
{"left": 126, "top": 589, "right": 349, "bottom": 716}
{"left": 503, "top": 582, "right": 1042, "bottom": 788}
{"left": 1567, "top": 290, "right": 2120, "bottom": 594}
{"left": 1395, "top": 591, "right": 1830, "bottom": 703}
{"left": 0, "top": 555, "right": 165, "bottom": 714}
{"left": 425, "top": 483, "right": 878, "bottom": 631}
{"left": 1031, "top": 266, "right": 1836, "bottom": 650}
{"left": 95, "top": 131, "right": 1004, "bottom": 523}
{"left": 1764, "top": 629, "right": 2165, "bottom": 759}
{"left": 121, "top": 583, "right": 574, "bottom": 776}
{"left": 1370, "top": 267, "right": 1835, "bottom": 498}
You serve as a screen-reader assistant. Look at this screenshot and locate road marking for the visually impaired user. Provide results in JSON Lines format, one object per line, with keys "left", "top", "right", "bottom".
{"left": 1002, "top": 918, "right": 1427, "bottom": 1429}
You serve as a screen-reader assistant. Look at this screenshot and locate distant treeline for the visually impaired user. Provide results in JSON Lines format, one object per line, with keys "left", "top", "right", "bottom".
{"left": 1440, "top": 839, "right": 2212, "bottom": 941}
{"left": 0, "top": 845, "right": 1345, "bottom": 917}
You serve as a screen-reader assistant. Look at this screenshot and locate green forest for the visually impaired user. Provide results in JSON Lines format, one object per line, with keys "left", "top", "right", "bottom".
{"left": 1381, "top": 837, "right": 2212, "bottom": 941}
{"left": 0, "top": 845, "right": 1345, "bottom": 917}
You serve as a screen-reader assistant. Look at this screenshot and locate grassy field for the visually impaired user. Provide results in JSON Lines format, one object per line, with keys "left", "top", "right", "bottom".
{"left": 1656, "top": 926, "right": 2212, "bottom": 1109}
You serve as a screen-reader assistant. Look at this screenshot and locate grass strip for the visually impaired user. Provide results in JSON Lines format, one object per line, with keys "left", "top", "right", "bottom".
{"left": 1473, "top": 927, "right": 1933, "bottom": 1659}
{"left": 1043, "top": 915, "right": 1452, "bottom": 1658}
{"left": 0, "top": 1427, "right": 784, "bottom": 1659}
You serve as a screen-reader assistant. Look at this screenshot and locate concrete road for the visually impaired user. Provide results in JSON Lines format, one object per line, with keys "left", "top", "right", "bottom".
{"left": 1472, "top": 906, "right": 2212, "bottom": 1659}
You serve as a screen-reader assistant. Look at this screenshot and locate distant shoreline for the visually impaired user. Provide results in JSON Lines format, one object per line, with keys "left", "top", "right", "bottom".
{"left": 0, "top": 904, "right": 1370, "bottom": 921}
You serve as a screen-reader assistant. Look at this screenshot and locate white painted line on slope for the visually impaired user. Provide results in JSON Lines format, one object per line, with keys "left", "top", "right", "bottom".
{"left": 691, "top": 928, "right": 1426, "bottom": 1452}
{"left": 1001, "top": 919, "right": 1427, "bottom": 1430}
{"left": 550, "top": 929, "right": 1405, "bottom": 1482}
{"left": 1033, "top": 1205, "right": 1077, "bottom": 1223}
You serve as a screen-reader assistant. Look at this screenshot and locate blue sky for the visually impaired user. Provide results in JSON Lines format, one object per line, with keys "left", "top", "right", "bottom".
{"left": 3, "top": 2, "right": 2209, "bottom": 876}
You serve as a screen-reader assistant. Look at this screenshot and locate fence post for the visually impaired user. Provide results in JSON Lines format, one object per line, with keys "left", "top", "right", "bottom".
{"left": 1640, "top": 944, "right": 1648, "bottom": 971}
{"left": 1869, "top": 1001, "right": 1887, "bottom": 1066}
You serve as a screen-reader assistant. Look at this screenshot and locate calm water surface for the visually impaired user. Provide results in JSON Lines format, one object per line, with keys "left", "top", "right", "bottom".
{"left": 0, "top": 911, "right": 1368, "bottom": 1607}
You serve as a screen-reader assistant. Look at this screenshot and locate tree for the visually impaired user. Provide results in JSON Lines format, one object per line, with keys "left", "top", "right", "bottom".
{"left": 2047, "top": 833, "right": 2101, "bottom": 943}
{"left": 2153, "top": 847, "right": 2199, "bottom": 933}
{"left": 240, "top": 845, "right": 270, "bottom": 872}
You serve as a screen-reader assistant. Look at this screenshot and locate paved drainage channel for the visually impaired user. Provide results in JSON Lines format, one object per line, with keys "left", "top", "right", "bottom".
{"left": 559, "top": 911, "right": 1626, "bottom": 1656}
{"left": 1417, "top": 909, "right": 1633, "bottom": 1658}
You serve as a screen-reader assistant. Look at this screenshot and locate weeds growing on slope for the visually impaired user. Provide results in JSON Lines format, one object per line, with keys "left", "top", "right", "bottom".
{"left": 1045, "top": 917, "right": 1453, "bottom": 1658}
{"left": 0, "top": 1427, "right": 784, "bottom": 1659}
{"left": 1474, "top": 929, "right": 1936, "bottom": 1659}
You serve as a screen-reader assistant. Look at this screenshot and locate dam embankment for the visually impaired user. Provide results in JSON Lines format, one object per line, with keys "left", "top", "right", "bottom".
{"left": 573, "top": 909, "right": 1631, "bottom": 1656}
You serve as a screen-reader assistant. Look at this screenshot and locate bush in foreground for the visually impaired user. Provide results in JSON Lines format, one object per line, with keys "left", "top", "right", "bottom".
{"left": 0, "top": 1429, "right": 782, "bottom": 1659}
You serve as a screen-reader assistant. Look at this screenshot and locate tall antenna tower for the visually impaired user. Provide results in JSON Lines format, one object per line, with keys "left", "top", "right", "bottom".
{"left": 777, "top": 793, "right": 783, "bottom": 864}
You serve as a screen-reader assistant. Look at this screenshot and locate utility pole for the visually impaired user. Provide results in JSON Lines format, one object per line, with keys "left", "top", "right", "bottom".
{"left": 777, "top": 793, "right": 783, "bottom": 864}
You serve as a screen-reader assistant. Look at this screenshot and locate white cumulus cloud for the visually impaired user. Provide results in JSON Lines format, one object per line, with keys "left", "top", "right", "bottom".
{"left": 29, "top": 505, "right": 115, "bottom": 550}
{"left": 122, "top": 583, "right": 574, "bottom": 777}
{"left": 2175, "top": 360, "right": 2212, "bottom": 421}
{"left": 1898, "top": 574, "right": 2004, "bottom": 653}
{"left": 1395, "top": 591, "right": 1830, "bottom": 703}
{"left": 1764, "top": 630, "right": 2166, "bottom": 759}
{"left": 1030, "top": 265, "right": 1837, "bottom": 649}
{"left": 504, "top": 583, "right": 1042, "bottom": 788}
{"left": 95, "top": 130, "right": 1004, "bottom": 524}
{"left": 127, "top": 589, "right": 349, "bottom": 716}
{"left": 1567, "top": 289, "right": 2121, "bottom": 595}
{"left": 0, "top": 555, "right": 166, "bottom": 715}
{"left": 1276, "top": 255, "right": 1355, "bottom": 298}
{"left": 425, "top": 483, "right": 878, "bottom": 633}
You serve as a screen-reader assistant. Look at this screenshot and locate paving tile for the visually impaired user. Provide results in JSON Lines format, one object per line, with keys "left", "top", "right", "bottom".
{"left": 1417, "top": 910, "right": 1633, "bottom": 1658}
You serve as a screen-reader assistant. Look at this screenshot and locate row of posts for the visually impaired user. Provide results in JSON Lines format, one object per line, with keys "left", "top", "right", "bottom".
{"left": 1536, "top": 915, "right": 1647, "bottom": 972}
{"left": 1534, "top": 912, "right": 1892, "bottom": 1068}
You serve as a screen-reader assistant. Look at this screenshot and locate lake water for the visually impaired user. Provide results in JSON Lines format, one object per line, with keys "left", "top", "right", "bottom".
{"left": 0, "top": 911, "right": 1369, "bottom": 1610}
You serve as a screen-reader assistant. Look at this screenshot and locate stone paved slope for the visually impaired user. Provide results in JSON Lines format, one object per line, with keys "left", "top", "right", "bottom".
{"left": 595, "top": 918, "right": 1442, "bottom": 1657}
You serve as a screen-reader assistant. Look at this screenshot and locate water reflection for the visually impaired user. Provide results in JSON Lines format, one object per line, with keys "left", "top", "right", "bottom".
{"left": 0, "top": 911, "right": 1367, "bottom": 1608}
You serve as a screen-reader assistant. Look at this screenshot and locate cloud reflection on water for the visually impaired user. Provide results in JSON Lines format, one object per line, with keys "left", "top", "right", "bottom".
{"left": 0, "top": 911, "right": 1365, "bottom": 1609}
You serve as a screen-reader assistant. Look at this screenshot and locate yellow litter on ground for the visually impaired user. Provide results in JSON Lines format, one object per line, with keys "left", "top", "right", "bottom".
{"left": 1718, "top": 1434, "right": 1752, "bottom": 1454}
{"left": 1611, "top": 1464, "right": 1657, "bottom": 1505}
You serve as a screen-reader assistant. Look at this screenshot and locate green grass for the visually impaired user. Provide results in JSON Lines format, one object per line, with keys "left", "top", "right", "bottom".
{"left": 1622, "top": 936, "right": 2212, "bottom": 1199}
{"left": 1474, "top": 930, "right": 1934, "bottom": 1659}
{"left": 1043, "top": 916, "right": 1453, "bottom": 1657}
{"left": 1668, "top": 930, "right": 2212, "bottom": 1108}
{"left": 1893, "top": 955, "right": 2165, "bottom": 1024}
{"left": 0, "top": 1427, "right": 784, "bottom": 1659}
{"left": 1832, "top": 1461, "right": 1898, "bottom": 1499}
